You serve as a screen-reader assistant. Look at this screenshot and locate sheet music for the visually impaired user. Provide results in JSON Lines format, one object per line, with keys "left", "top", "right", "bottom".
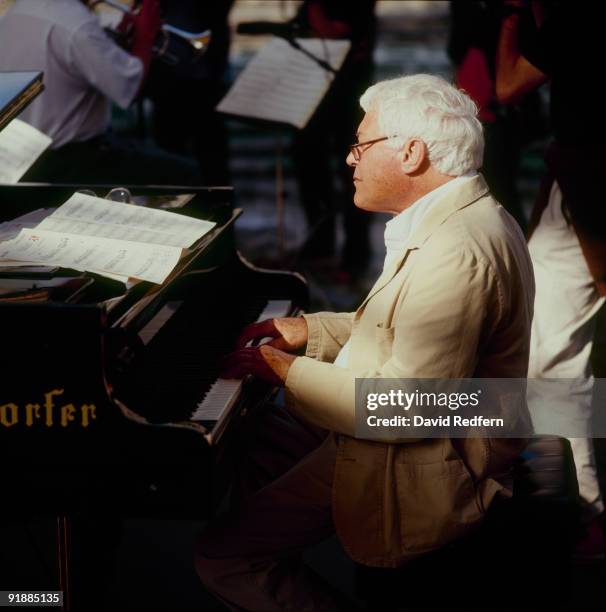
{"left": 0, "top": 119, "right": 52, "bottom": 183}
{"left": 38, "top": 192, "right": 215, "bottom": 248}
{"left": 0, "top": 229, "right": 181, "bottom": 284}
{"left": 217, "top": 37, "right": 351, "bottom": 129}
{"left": 0, "top": 208, "right": 53, "bottom": 242}
{"left": 0, "top": 259, "right": 43, "bottom": 269}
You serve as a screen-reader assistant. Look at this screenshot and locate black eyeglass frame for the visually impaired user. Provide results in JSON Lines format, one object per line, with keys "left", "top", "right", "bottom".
{"left": 349, "top": 136, "right": 395, "bottom": 161}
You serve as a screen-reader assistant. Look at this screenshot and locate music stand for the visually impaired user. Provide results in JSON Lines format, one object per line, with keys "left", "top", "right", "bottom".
{"left": 216, "top": 37, "right": 350, "bottom": 261}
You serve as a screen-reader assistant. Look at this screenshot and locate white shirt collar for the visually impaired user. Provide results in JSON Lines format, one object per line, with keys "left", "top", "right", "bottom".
{"left": 383, "top": 173, "right": 477, "bottom": 270}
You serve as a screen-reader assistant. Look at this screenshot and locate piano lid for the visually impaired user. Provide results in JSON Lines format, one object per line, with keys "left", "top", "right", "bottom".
{"left": 0, "top": 71, "right": 44, "bottom": 132}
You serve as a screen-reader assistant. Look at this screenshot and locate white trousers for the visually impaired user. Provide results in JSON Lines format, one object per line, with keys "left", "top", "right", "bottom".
{"left": 527, "top": 181, "right": 605, "bottom": 517}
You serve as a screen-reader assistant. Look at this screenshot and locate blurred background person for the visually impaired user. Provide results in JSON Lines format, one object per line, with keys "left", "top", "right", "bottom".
{"left": 144, "top": 0, "right": 234, "bottom": 187}
{"left": 496, "top": 0, "right": 606, "bottom": 560}
{"left": 448, "top": 0, "right": 546, "bottom": 230}
{"left": 291, "top": 0, "right": 377, "bottom": 277}
{"left": 0, "top": 0, "right": 198, "bottom": 184}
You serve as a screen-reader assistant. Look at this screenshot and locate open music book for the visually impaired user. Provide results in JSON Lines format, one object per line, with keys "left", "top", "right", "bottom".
{"left": 217, "top": 37, "right": 351, "bottom": 129}
{"left": 0, "top": 192, "right": 216, "bottom": 284}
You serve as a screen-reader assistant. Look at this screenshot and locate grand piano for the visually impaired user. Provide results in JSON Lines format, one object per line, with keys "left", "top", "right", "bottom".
{"left": 0, "top": 72, "right": 308, "bottom": 609}
{"left": 0, "top": 183, "right": 308, "bottom": 520}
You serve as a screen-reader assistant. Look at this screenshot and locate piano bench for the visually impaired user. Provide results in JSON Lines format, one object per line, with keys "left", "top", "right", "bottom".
{"left": 354, "top": 436, "right": 581, "bottom": 611}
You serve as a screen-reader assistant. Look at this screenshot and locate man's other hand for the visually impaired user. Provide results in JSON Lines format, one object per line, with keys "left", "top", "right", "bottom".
{"left": 235, "top": 317, "right": 308, "bottom": 352}
{"left": 221, "top": 345, "right": 296, "bottom": 386}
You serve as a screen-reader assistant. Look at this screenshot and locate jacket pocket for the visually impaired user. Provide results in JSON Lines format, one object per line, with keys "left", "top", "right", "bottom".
{"left": 395, "top": 459, "right": 484, "bottom": 554}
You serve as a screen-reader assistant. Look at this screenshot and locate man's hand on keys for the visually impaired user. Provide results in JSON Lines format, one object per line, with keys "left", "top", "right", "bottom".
{"left": 235, "top": 317, "right": 308, "bottom": 352}
{"left": 221, "top": 317, "right": 308, "bottom": 385}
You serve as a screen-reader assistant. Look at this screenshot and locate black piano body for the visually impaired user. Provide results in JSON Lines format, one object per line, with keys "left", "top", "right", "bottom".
{"left": 0, "top": 184, "right": 309, "bottom": 520}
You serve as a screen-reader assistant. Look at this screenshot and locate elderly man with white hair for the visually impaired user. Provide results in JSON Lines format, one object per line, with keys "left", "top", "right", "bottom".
{"left": 196, "top": 74, "right": 535, "bottom": 611}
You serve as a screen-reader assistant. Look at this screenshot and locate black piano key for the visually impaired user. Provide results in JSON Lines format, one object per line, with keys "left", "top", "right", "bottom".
{"left": 116, "top": 294, "right": 268, "bottom": 422}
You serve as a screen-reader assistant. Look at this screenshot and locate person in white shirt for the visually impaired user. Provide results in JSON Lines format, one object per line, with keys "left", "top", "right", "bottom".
{"left": 0, "top": 0, "right": 197, "bottom": 184}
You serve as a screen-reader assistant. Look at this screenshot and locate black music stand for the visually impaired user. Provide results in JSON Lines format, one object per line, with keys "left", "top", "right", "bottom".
{"left": 216, "top": 34, "right": 349, "bottom": 261}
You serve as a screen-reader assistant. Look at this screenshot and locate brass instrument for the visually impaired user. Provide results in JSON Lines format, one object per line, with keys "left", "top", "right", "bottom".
{"left": 90, "top": 0, "right": 212, "bottom": 65}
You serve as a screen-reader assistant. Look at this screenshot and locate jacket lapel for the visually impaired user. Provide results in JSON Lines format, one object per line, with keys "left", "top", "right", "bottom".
{"left": 358, "top": 175, "right": 490, "bottom": 312}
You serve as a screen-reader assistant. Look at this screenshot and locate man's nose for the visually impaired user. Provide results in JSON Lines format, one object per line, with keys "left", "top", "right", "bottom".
{"left": 346, "top": 150, "right": 357, "bottom": 167}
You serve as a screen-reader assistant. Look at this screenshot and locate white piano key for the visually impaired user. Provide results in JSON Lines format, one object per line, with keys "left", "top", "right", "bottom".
{"left": 138, "top": 300, "right": 182, "bottom": 346}
{"left": 255, "top": 299, "right": 291, "bottom": 321}
{"left": 191, "top": 379, "right": 242, "bottom": 421}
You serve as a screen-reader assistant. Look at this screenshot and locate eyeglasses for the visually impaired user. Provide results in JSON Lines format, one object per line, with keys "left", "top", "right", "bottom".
{"left": 349, "top": 136, "right": 393, "bottom": 162}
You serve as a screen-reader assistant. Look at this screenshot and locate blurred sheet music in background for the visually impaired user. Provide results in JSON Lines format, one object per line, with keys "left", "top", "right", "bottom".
{"left": 0, "top": 118, "right": 51, "bottom": 183}
{"left": 217, "top": 37, "right": 350, "bottom": 129}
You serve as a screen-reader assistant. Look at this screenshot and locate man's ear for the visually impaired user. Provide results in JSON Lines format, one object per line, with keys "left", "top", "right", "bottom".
{"left": 400, "top": 138, "right": 427, "bottom": 174}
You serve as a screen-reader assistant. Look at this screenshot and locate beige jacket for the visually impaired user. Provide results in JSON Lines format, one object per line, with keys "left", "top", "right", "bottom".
{"left": 285, "top": 175, "right": 535, "bottom": 567}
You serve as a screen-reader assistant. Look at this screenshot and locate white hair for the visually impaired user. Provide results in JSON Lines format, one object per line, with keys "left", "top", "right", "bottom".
{"left": 359, "top": 74, "right": 484, "bottom": 176}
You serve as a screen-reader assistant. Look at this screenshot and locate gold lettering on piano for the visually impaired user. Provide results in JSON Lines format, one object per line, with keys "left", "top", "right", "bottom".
{"left": 25, "top": 403, "right": 41, "bottom": 426}
{"left": 44, "top": 389, "right": 63, "bottom": 426}
{"left": 0, "top": 390, "right": 97, "bottom": 428}
{"left": 60, "top": 404, "right": 77, "bottom": 427}
{"left": 81, "top": 404, "right": 96, "bottom": 428}
{"left": 0, "top": 403, "right": 18, "bottom": 427}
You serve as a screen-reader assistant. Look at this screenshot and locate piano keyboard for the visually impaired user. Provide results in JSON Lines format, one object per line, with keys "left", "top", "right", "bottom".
{"left": 191, "top": 299, "right": 292, "bottom": 428}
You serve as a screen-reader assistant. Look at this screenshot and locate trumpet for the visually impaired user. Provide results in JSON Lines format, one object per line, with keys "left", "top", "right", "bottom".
{"left": 90, "top": 0, "right": 212, "bottom": 63}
